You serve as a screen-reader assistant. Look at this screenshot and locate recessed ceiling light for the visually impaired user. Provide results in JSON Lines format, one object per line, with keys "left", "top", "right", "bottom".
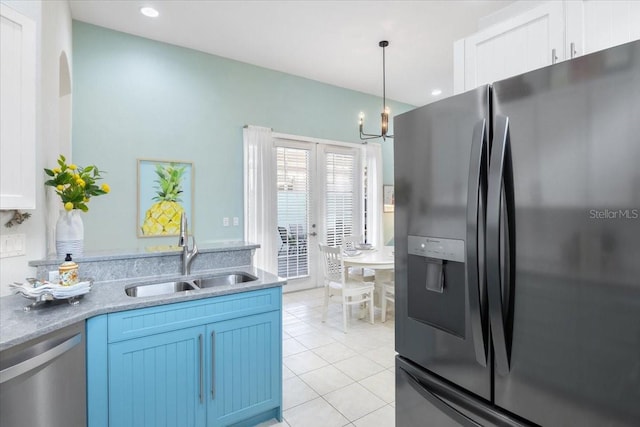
{"left": 140, "top": 6, "right": 159, "bottom": 18}
{"left": 431, "top": 89, "right": 442, "bottom": 96}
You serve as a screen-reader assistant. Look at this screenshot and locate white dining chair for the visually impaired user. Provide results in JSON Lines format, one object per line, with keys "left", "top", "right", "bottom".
{"left": 319, "top": 244, "right": 375, "bottom": 333}
{"left": 381, "top": 280, "right": 395, "bottom": 323}
{"left": 342, "top": 235, "right": 375, "bottom": 282}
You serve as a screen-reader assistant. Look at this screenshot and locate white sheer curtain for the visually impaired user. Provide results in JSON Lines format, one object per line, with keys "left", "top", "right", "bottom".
{"left": 243, "top": 126, "right": 277, "bottom": 274}
{"left": 365, "top": 143, "right": 384, "bottom": 249}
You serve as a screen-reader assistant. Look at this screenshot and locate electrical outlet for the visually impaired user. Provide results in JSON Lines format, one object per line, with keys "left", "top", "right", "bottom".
{"left": 0, "top": 234, "right": 26, "bottom": 258}
{"left": 48, "top": 271, "right": 60, "bottom": 283}
{"left": 233, "top": 217, "right": 239, "bottom": 226}
{"left": 223, "top": 217, "right": 229, "bottom": 227}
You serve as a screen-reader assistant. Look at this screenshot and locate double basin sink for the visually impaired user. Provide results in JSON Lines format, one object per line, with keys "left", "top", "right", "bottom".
{"left": 124, "top": 273, "right": 258, "bottom": 298}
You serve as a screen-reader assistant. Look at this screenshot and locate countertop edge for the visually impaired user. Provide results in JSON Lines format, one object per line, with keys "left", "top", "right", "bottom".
{"left": 0, "top": 266, "right": 284, "bottom": 351}
{"left": 28, "top": 242, "right": 260, "bottom": 266}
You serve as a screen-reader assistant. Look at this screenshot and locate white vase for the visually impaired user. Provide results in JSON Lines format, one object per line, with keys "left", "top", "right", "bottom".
{"left": 56, "top": 209, "right": 84, "bottom": 257}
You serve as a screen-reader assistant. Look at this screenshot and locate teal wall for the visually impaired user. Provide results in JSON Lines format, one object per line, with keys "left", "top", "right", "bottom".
{"left": 73, "top": 22, "right": 412, "bottom": 251}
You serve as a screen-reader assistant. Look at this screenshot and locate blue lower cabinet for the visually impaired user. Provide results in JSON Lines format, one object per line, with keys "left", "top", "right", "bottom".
{"left": 207, "top": 311, "right": 281, "bottom": 426}
{"left": 108, "top": 326, "right": 207, "bottom": 427}
{"left": 87, "top": 288, "right": 282, "bottom": 427}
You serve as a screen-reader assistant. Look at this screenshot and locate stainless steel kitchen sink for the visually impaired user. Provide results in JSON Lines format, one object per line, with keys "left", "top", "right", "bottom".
{"left": 124, "top": 272, "right": 258, "bottom": 297}
{"left": 193, "top": 273, "right": 258, "bottom": 288}
{"left": 125, "top": 280, "right": 199, "bottom": 297}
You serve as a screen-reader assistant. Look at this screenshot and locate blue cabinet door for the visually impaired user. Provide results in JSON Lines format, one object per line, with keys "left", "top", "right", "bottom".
{"left": 207, "top": 311, "right": 282, "bottom": 426}
{"left": 108, "top": 326, "right": 207, "bottom": 427}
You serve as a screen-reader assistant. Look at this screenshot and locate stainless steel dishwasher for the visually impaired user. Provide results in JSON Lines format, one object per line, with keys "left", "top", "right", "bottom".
{"left": 0, "top": 321, "right": 86, "bottom": 427}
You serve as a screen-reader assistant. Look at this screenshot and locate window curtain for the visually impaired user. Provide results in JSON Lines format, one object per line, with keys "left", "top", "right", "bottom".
{"left": 365, "top": 143, "right": 384, "bottom": 249}
{"left": 243, "top": 125, "right": 277, "bottom": 274}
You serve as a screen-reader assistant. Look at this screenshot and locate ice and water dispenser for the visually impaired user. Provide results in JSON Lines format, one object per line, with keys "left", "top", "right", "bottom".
{"left": 407, "top": 235, "right": 466, "bottom": 338}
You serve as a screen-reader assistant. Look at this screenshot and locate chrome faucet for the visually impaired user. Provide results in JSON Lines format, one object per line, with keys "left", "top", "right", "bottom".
{"left": 178, "top": 212, "right": 198, "bottom": 275}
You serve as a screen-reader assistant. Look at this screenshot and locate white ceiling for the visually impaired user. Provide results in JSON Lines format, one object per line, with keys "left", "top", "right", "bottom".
{"left": 69, "top": 0, "right": 512, "bottom": 106}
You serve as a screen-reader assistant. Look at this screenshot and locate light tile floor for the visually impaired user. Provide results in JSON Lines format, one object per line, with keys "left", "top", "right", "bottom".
{"left": 259, "top": 287, "right": 396, "bottom": 427}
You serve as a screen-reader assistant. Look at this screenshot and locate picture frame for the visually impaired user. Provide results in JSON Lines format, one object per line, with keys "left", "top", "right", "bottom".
{"left": 383, "top": 185, "right": 394, "bottom": 213}
{"left": 137, "top": 158, "right": 194, "bottom": 237}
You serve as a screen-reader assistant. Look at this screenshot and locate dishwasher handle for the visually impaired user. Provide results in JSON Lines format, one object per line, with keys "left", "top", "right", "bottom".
{"left": 0, "top": 333, "right": 82, "bottom": 384}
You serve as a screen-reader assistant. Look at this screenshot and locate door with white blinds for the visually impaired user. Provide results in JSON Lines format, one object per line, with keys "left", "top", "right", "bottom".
{"left": 318, "top": 146, "right": 362, "bottom": 250}
{"left": 274, "top": 138, "right": 362, "bottom": 292}
{"left": 275, "top": 140, "right": 317, "bottom": 291}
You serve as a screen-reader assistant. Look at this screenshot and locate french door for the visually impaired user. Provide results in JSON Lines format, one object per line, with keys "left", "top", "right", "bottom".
{"left": 274, "top": 138, "right": 362, "bottom": 292}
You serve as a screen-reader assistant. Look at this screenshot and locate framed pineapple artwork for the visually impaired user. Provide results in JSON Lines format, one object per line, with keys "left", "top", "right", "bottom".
{"left": 137, "top": 159, "right": 194, "bottom": 237}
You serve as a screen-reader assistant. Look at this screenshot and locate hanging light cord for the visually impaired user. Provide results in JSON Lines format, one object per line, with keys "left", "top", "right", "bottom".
{"left": 382, "top": 42, "right": 386, "bottom": 113}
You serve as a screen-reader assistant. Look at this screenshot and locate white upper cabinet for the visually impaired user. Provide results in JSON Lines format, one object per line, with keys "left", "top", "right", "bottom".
{"left": 0, "top": 4, "right": 36, "bottom": 210}
{"left": 454, "top": 1, "right": 640, "bottom": 94}
{"left": 580, "top": 0, "right": 640, "bottom": 55}
{"left": 457, "top": 1, "right": 564, "bottom": 93}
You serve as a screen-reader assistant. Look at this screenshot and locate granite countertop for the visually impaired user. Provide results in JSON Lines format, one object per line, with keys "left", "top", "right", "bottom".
{"left": 0, "top": 265, "right": 284, "bottom": 351}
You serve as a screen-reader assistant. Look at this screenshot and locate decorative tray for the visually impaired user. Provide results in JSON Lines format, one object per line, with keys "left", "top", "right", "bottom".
{"left": 10, "top": 279, "right": 92, "bottom": 311}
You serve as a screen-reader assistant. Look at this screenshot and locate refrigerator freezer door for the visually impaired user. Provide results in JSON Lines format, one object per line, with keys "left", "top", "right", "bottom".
{"left": 492, "top": 40, "right": 640, "bottom": 426}
{"left": 396, "top": 356, "right": 532, "bottom": 427}
{"left": 394, "top": 86, "right": 491, "bottom": 400}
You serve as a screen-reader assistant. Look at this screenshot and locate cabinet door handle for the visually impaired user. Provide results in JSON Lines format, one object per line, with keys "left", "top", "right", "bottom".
{"left": 198, "top": 334, "right": 204, "bottom": 404}
{"left": 551, "top": 48, "right": 558, "bottom": 64}
{"left": 570, "top": 42, "right": 577, "bottom": 59}
{"left": 211, "top": 331, "right": 216, "bottom": 399}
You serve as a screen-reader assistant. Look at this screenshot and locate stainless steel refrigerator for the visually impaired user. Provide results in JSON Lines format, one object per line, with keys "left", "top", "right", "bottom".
{"left": 394, "top": 40, "right": 640, "bottom": 426}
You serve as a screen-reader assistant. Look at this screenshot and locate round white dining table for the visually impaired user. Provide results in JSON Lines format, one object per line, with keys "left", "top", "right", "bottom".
{"left": 342, "top": 246, "right": 395, "bottom": 311}
{"left": 342, "top": 246, "right": 395, "bottom": 270}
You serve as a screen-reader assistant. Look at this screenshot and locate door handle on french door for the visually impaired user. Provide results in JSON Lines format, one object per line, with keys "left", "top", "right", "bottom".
{"left": 487, "top": 115, "right": 516, "bottom": 376}
{"left": 466, "top": 119, "right": 488, "bottom": 367}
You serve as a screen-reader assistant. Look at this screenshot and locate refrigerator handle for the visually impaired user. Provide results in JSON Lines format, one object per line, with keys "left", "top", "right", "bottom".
{"left": 466, "top": 118, "right": 488, "bottom": 367}
{"left": 487, "top": 114, "right": 516, "bottom": 376}
{"left": 400, "top": 366, "right": 482, "bottom": 427}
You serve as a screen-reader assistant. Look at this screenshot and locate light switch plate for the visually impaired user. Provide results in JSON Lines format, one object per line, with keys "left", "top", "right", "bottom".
{"left": 223, "top": 217, "right": 229, "bottom": 227}
{"left": 0, "top": 233, "right": 26, "bottom": 258}
{"left": 233, "top": 217, "right": 239, "bottom": 226}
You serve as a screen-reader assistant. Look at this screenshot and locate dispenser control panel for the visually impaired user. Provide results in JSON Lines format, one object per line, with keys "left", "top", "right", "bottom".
{"left": 408, "top": 236, "right": 465, "bottom": 263}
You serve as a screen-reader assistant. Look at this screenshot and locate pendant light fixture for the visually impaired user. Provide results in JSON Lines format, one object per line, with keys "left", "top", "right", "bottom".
{"left": 359, "top": 40, "right": 394, "bottom": 142}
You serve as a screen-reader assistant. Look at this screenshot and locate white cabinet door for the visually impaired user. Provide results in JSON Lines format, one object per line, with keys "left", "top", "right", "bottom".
{"left": 582, "top": 0, "right": 640, "bottom": 55}
{"left": 0, "top": 4, "right": 36, "bottom": 209}
{"left": 463, "top": 1, "right": 565, "bottom": 90}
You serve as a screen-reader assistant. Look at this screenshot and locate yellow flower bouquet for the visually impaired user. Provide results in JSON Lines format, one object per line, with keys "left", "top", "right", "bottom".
{"left": 44, "top": 155, "right": 110, "bottom": 212}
